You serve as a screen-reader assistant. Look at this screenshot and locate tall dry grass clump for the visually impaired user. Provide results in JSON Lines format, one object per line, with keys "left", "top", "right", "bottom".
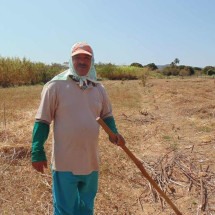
{"left": 0, "top": 57, "right": 67, "bottom": 87}
{"left": 96, "top": 64, "right": 151, "bottom": 81}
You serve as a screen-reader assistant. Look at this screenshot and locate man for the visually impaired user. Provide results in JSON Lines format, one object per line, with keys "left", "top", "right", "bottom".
{"left": 31, "top": 42, "right": 125, "bottom": 215}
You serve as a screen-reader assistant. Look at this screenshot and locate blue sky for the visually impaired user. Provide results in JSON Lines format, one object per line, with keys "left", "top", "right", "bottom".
{"left": 1, "top": 0, "right": 214, "bottom": 67}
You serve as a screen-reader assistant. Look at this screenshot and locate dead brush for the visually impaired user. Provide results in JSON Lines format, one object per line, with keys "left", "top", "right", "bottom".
{"left": 0, "top": 145, "right": 30, "bottom": 160}
{"left": 138, "top": 150, "right": 215, "bottom": 214}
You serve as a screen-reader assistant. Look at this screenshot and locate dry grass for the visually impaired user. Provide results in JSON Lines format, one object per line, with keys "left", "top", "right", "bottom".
{"left": 0, "top": 78, "right": 215, "bottom": 214}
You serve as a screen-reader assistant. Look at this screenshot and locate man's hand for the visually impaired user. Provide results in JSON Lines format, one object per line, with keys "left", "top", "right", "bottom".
{"left": 32, "top": 161, "right": 47, "bottom": 173}
{"left": 109, "top": 133, "right": 125, "bottom": 146}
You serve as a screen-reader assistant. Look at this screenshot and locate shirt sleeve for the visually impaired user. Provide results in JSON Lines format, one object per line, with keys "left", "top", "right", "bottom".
{"left": 35, "top": 82, "right": 58, "bottom": 124}
{"left": 31, "top": 121, "right": 50, "bottom": 162}
{"left": 103, "top": 116, "right": 118, "bottom": 134}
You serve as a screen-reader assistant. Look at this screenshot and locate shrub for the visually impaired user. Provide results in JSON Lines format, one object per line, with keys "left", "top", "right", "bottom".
{"left": 162, "top": 66, "right": 180, "bottom": 76}
{"left": 162, "top": 65, "right": 194, "bottom": 76}
{"left": 183, "top": 66, "right": 195, "bottom": 76}
{"left": 140, "top": 71, "right": 149, "bottom": 87}
{"left": 144, "top": 63, "right": 158, "bottom": 71}
{"left": 207, "top": 69, "right": 215, "bottom": 76}
{"left": 179, "top": 69, "right": 191, "bottom": 76}
{"left": 202, "top": 66, "right": 214, "bottom": 75}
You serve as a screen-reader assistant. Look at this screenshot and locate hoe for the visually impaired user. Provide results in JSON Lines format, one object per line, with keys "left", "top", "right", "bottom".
{"left": 97, "top": 117, "right": 182, "bottom": 215}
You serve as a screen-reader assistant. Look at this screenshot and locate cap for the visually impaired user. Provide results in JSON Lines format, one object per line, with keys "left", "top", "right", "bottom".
{"left": 71, "top": 42, "right": 93, "bottom": 57}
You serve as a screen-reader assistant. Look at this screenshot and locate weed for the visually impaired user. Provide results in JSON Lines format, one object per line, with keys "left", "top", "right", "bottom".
{"left": 163, "top": 135, "right": 172, "bottom": 141}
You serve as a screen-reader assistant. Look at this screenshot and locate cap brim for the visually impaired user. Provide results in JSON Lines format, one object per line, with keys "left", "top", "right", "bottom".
{"left": 71, "top": 50, "right": 92, "bottom": 56}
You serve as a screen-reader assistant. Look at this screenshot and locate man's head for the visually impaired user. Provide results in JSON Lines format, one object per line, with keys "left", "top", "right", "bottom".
{"left": 71, "top": 42, "right": 93, "bottom": 76}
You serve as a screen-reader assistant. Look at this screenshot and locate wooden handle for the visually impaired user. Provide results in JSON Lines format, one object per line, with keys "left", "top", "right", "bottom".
{"left": 96, "top": 117, "right": 182, "bottom": 215}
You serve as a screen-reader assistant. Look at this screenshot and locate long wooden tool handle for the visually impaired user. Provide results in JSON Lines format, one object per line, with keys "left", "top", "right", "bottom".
{"left": 96, "top": 117, "right": 182, "bottom": 215}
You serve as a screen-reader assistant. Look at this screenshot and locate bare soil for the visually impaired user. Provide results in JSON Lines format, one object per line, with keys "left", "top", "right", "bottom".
{"left": 0, "top": 78, "right": 214, "bottom": 215}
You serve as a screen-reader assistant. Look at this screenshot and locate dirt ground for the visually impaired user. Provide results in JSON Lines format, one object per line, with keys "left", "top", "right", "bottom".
{"left": 0, "top": 77, "right": 214, "bottom": 215}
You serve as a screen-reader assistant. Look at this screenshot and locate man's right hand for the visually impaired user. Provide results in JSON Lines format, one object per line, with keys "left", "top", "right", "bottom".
{"left": 109, "top": 133, "right": 125, "bottom": 146}
{"left": 32, "top": 161, "right": 47, "bottom": 173}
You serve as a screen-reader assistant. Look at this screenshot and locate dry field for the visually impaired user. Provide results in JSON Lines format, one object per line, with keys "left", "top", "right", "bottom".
{"left": 0, "top": 78, "right": 215, "bottom": 215}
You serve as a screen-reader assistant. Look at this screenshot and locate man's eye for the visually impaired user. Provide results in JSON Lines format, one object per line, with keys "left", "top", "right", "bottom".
{"left": 73, "top": 56, "right": 91, "bottom": 61}
{"left": 73, "top": 56, "right": 79, "bottom": 60}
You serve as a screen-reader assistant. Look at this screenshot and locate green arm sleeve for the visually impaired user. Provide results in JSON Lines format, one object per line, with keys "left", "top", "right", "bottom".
{"left": 103, "top": 116, "right": 118, "bottom": 134}
{"left": 31, "top": 121, "right": 50, "bottom": 162}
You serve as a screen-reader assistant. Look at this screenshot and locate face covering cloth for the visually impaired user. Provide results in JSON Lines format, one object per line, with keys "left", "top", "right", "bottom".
{"left": 51, "top": 42, "right": 98, "bottom": 89}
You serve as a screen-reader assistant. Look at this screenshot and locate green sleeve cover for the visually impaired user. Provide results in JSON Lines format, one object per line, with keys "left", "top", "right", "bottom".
{"left": 31, "top": 121, "right": 50, "bottom": 162}
{"left": 103, "top": 116, "right": 118, "bottom": 134}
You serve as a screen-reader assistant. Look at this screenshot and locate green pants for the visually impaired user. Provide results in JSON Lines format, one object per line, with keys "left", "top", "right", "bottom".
{"left": 52, "top": 170, "right": 98, "bottom": 215}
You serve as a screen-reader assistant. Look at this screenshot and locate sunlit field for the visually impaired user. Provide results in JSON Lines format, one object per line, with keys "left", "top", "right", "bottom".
{"left": 0, "top": 78, "right": 215, "bottom": 214}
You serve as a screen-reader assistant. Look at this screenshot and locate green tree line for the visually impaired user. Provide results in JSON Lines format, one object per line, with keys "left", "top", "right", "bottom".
{"left": 0, "top": 56, "right": 214, "bottom": 88}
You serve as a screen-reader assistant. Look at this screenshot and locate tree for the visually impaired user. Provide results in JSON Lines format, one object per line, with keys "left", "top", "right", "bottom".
{"left": 171, "top": 58, "right": 180, "bottom": 66}
{"left": 174, "top": 58, "right": 180, "bottom": 65}
{"left": 130, "top": 62, "right": 143, "bottom": 68}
